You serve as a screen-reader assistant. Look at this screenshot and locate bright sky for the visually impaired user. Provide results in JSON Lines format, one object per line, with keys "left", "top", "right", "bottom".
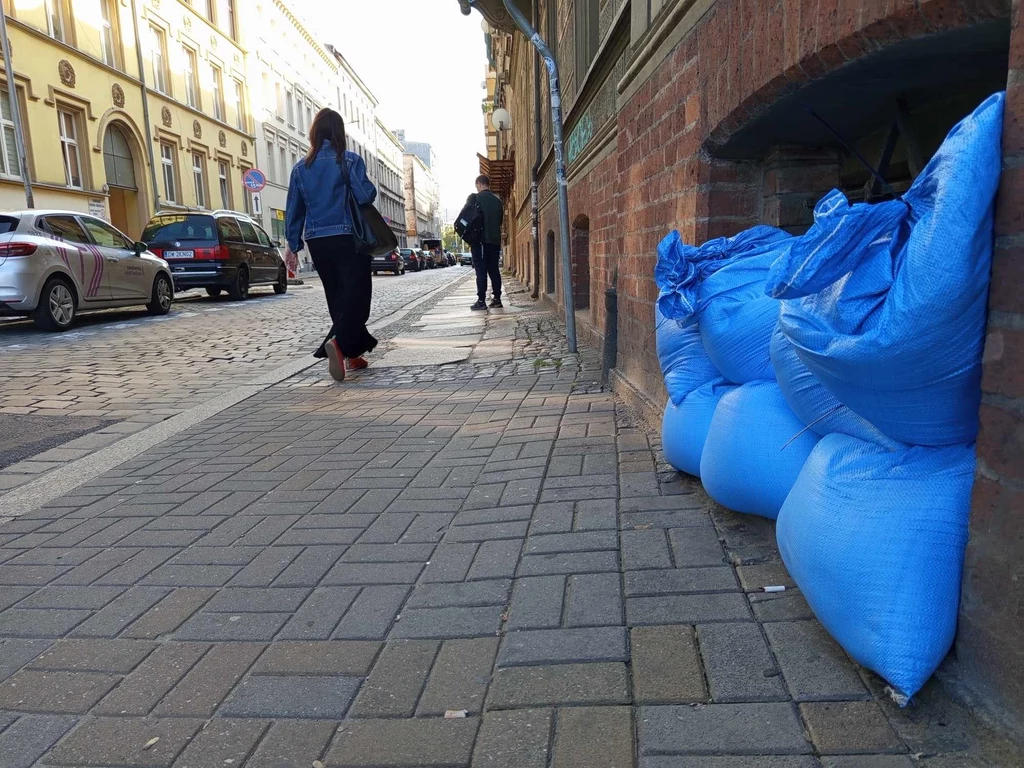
{"left": 294, "top": 0, "right": 488, "bottom": 213}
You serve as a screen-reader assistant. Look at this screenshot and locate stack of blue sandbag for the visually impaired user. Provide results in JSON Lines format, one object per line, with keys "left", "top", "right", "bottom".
{"left": 655, "top": 91, "right": 1004, "bottom": 703}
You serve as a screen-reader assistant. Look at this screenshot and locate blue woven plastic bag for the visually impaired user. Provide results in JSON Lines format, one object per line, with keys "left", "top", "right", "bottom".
{"left": 656, "top": 305, "right": 721, "bottom": 405}
{"left": 770, "top": 324, "right": 897, "bottom": 446}
{"left": 776, "top": 435, "right": 975, "bottom": 701}
{"left": 768, "top": 92, "right": 1004, "bottom": 445}
{"left": 662, "top": 380, "right": 734, "bottom": 477}
{"left": 657, "top": 227, "right": 791, "bottom": 384}
{"left": 700, "top": 381, "right": 820, "bottom": 519}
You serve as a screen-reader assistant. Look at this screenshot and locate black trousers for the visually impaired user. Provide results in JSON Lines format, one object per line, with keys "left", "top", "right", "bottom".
{"left": 308, "top": 235, "right": 378, "bottom": 359}
{"left": 472, "top": 242, "right": 502, "bottom": 302}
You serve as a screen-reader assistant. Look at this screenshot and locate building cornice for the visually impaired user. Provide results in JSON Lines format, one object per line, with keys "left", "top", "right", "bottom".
{"left": 326, "top": 45, "right": 379, "bottom": 107}
{"left": 270, "top": 0, "right": 337, "bottom": 71}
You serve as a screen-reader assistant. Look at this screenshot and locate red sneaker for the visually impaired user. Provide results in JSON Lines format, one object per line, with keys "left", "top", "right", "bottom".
{"left": 346, "top": 356, "right": 369, "bottom": 371}
{"left": 324, "top": 339, "right": 346, "bottom": 382}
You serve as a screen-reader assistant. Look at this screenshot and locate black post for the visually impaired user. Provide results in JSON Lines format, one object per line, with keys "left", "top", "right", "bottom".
{"left": 602, "top": 273, "right": 618, "bottom": 387}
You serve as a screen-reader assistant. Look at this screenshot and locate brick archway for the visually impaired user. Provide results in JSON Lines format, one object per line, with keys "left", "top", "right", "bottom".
{"left": 571, "top": 215, "right": 590, "bottom": 311}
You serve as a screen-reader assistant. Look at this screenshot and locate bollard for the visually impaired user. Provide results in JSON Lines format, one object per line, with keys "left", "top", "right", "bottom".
{"left": 602, "top": 284, "right": 618, "bottom": 387}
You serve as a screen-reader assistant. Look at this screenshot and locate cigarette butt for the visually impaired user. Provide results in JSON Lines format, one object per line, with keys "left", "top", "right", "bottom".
{"left": 764, "top": 585, "right": 787, "bottom": 593}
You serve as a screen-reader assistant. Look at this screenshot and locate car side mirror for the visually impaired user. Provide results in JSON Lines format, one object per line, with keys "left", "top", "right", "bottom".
{"left": 134, "top": 241, "right": 147, "bottom": 255}
{"left": 272, "top": 240, "right": 282, "bottom": 248}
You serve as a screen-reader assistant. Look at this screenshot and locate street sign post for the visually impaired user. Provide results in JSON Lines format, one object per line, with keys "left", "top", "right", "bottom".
{"left": 242, "top": 168, "right": 267, "bottom": 193}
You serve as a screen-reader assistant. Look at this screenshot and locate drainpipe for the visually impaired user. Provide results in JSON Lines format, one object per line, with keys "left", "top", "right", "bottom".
{"left": 530, "top": 0, "right": 541, "bottom": 299}
{"left": 0, "top": 8, "right": 33, "bottom": 208}
{"left": 463, "top": 0, "right": 577, "bottom": 353}
{"left": 129, "top": 0, "right": 160, "bottom": 213}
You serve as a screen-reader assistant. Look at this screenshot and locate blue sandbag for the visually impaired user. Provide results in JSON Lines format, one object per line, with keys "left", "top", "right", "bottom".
{"left": 768, "top": 93, "right": 1004, "bottom": 445}
{"left": 776, "top": 434, "right": 975, "bottom": 702}
{"left": 662, "top": 380, "right": 734, "bottom": 477}
{"left": 656, "top": 306, "right": 721, "bottom": 405}
{"left": 700, "top": 381, "right": 819, "bottom": 519}
{"left": 657, "top": 226, "right": 791, "bottom": 384}
{"left": 770, "top": 324, "right": 897, "bottom": 446}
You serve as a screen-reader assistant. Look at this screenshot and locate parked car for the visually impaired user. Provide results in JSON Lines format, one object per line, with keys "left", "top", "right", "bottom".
{"left": 400, "top": 248, "right": 421, "bottom": 272}
{"left": 141, "top": 210, "right": 287, "bottom": 300}
{"left": 444, "top": 251, "right": 456, "bottom": 267}
{"left": 372, "top": 248, "right": 404, "bottom": 276}
{"left": 0, "top": 210, "right": 173, "bottom": 331}
{"left": 421, "top": 240, "right": 446, "bottom": 269}
{"left": 459, "top": 252, "right": 473, "bottom": 266}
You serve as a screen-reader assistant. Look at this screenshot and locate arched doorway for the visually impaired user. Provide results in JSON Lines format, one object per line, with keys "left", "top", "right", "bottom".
{"left": 545, "top": 230, "right": 555, "bottom": 295}
{"left": 103, "top": 123, "right": 143, "bottom": 237}
{"left": 571, "top": 215, "right": 590, "bottom": 310}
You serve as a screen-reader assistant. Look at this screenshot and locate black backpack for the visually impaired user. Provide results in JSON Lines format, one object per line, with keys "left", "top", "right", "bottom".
{"left": 454, "top": 200, "right": 483, "bottom": 247}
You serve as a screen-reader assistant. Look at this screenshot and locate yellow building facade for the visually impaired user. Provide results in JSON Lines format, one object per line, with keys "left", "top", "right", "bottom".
{"left": 0, "top": 0, "right": 253, "bottom": 238}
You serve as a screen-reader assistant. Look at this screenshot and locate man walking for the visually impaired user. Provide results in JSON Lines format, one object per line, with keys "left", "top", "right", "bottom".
{"left": 471, "top": 175, "right": 503, "bottom": 311}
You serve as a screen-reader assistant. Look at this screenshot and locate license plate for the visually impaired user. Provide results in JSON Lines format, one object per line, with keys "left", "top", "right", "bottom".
{"left": 164, "top": 250, "right": 195, "bottom": 259}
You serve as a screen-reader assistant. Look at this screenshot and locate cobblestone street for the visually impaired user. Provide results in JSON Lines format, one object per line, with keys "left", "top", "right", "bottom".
{"left": 0, "top": 277, "right": 1018, "bottom": 767}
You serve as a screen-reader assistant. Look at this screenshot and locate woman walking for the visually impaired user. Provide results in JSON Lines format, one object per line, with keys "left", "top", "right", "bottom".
{"left": 285, "top": 108, "right": 378, "bottom": 382}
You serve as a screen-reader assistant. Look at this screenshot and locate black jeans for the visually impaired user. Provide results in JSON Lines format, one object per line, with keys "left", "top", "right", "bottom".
{"left": 472, "top": 242, "right": 502, "bottom": 302}
{"left": 308, "top": 235, "right": 378, "bottom": 359}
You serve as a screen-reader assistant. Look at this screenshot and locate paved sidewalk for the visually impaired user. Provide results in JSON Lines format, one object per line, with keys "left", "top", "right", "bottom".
{"left": 0, "top": 278, "right": 1018, "bottom": 767}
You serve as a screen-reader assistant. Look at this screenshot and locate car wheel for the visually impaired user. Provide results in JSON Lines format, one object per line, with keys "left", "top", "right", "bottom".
{"left": 31, "top": 276, "right": 76, "bottom": 331}
{"left": 147, "top": 274, "right": 173, "bottom": 315}
{"left": 206, "top": 287, "right": 222, "bottom": 298}
{"left": 274, "top": 266, "right": 288, "bottom": 295}
{"left": 228, "top": 266, "right": 249, "bottom": 301}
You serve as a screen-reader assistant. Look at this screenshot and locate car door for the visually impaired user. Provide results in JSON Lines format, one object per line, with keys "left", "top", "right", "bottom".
{"left": 235, "top": 218, "right": 263, "bottom": 281}
{"left": 40, "top": 215, "right": 110, "bottom": 302}
{"left": 253, "top": 223, "right": 280, "bottom": 282}
{"left": 79, "top": 216, "right": 147, "bottom": 301}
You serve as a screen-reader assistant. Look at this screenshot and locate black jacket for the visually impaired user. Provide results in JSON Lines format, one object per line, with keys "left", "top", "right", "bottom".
{"left": 475, "top": 189, "right": 503, "bottom": 246}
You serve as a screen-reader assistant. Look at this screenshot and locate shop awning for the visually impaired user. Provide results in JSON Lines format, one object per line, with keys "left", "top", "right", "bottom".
{"left": 478, "top": 153, "right": 515, "bottom": 201}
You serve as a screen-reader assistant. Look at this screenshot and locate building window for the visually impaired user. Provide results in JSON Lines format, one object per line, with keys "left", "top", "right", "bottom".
{"left": 99, "top": 0, "right": 119, "bottom": 68}
{"left": 183, "top": 47, "right": 199, "bottom": 109}
{"left": 211, "top": 65, "right": 225, "bottom": 122}
{"left": 160, "top": 142, "right": 177, "bottom": 203}
{"left": 306, "top": 103, "right": 313, "bottom": 133}
{"left": 58, "top": 109, "right": 83, "bottom": 189}
{"left": 575, "top": 0, "right": 599, "bottom": 82}
{"left": 192, "top": 152, "right": 207, "bottom": 208}
{"left": 0, "top": 87, "right": 21, "bottom": 179}
{"left": 275, "top": 82, "right": 284, "bottom": 118}
{"left": 278, "top": 145, "right": 286, "bottom": 180}
{"left": 265, "top": 140, "right": 275, "bottom": 182}
{"left": 240, "top": 168, "right": 253, "bottom": 214}
{"left": 150, "top": 26, "right": 168, "bottom": 94}
{"left": 218, "top": 0, "right": 237, "bottom": 40}
{"left": 196, "top": 0, "right": 213, "bottom": 22}
{"left": 286, "top": 90, "right": 295, "bottom": 126}
{"left": 233, "top": 80, "right": 245, "bottom": 131}
{"left": 45, "top": 0, "right": 68, "bottom": 43}
{"left": 296, "top": 90, "right": 304, "bottom": 133}
{"left": 218, "top": 160, "right": 231, "bottom": 209}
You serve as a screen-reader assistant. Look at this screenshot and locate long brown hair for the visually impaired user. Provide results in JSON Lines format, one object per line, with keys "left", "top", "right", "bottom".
{"left": 305, "top": 108, "right": 347, "bottom": 168}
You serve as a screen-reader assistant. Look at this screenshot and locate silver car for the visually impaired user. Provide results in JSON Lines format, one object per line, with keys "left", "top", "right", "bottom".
{"left": 0, "top": 210, "right": 173, "bottom": 331}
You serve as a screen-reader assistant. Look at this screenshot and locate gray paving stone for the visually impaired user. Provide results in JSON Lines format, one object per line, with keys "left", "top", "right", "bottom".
{"left": 0, "top": 670, "right": 118, "bottom": 713}
{"left": 566, "top": 573, "right": 623, "bottom": 627}
{"left": 17, "top": 586, "right": 125, "bottom": 611}
{"left": 642, "top": 758, "right": 820, "bottom": 768}
{"left": 92, "top": 548, "right": 176, "bottom": 585}
{"left": 621, "top": 529, "right": 674, "bottom": 570}
{"left": 0, "top": 715, "right": 77, "bottom": 768}
{"left": 392, "top": 605, "right": 505, "bottom": 639}
{"left": 342, "top": 543, "right": 436, "bottom": 562}
{"left": 141, "top": 564, "right": 241, "bottom": 587}
{"left": 0, "top": 608, "right": 91, "bottom": 638}
{"left": 334, "top": 585, "right": 409, "bottom": 640}
{"left": 253, "top": 641, "right": 380, "bottom": 676}
{"left": 205, "top": 587, "right": 310, "bottom": 612}
{"left": 29, "top": 639, "right": 156, "bottom": 673}
{"left": 94, "top": 642, "right": 208, "bottom": 716}
{"left": 358, "top": 512, "right": 416, "bottom": 543}
{"left": 632, "top": 626, "right": 707, "bottom": 704}
{"left": 44, "top": 716, "right": 204, "bottom": 767}
{"left": 639, "top": 703, "right": 812, "bottom": 756}
{"left": 489, "top": 663, "right": 630, "bottom": 708}
{"left": 272, "top": 545, "right": 348, "bottom": 587}
{"left": 324, "top": 561, "right": 424, "bottom": 585}
{"left": 574, "top": 500, "right": 619, "bottom": 530}
{"left": 519, "top": 551, "right": 619, "bottom": 576}
{"left": 530, "top": 502, "right": 575, "bottom": 534}
{"left": 626, "top": 593, "right": 750, "bottom": 626}
{"left": 668, "top": 526, "right": 727, "bottom": 566}
{"left": 224, "top": 545, "right": 303, "bottom": 587}
{"left": 468, "top": 539, "right": 523, "bottom": 580}
{"left": 506, "top": 575, "right": 565, "bottom": 631}
{"left": 327, "top": 717, "right": 478, "bottom": 767}
{"left": 624, "top": 567, "right": 738, "bottom": 596}
{"left": 155, "top": 643, "right": 263, "bottom": 716}
{"left": 525, "top": 531, "right": 618, "bottom": 555}
{"left": 750, "top": 590, "right": 815, "bottom": 622}
{"left": 121, "top": 587, "right": 217, "bottom": 639}
{"left": 819, "top": 757, "right": 913, "bottom": 768}
{"left": 0, "top": 639, "right": 52, "bottom": 682}
{"left": 401, "top": 512, "right": 458, "bottom": 543}
{"left": 552, "top": 706, "right": 634, "bottom": 768}
{"left": 422, "top": 543, "right": 478, "bottom": 582}
{"left": 472, "top": 708, "right": 553, "bottom": 768}
{"left": 173, "top": 611, "right": 289, "bottom": 641}
{"left": 449, "top": 520, "right": 531, "bottom": 542}
{"left": 51, "top": 548, "right": 140, "bottom": 586}
{"left": 278, "top": 586, "right": 361, "bottom": 640}
{"left": 246, "top": 720, "right": 336, "bottom": 768}
{"left": 800, "top": 701, "right": 906, "bottom": 754}
{"left": 763, "top": 621, "right": 869, "bottom": 701}
{"left": 736, "top": 561, "right": 796, "bottom": 591}
{"left": 220, "top": 674, "right": 361, "bottom": 717}
{"left": 457, "top": 505, "right": 534, "bottom": 526}
{"left": 499, "top": 627, "right": 628, "bottom": 667}
{"left": 173, "top": 718, "right": 269, "bottom": 768}
{"left": 418, "top": 637, "right": 498, "bottom": 716}
{"left": 406, "top": 579, "right": 512, "bottom": 609}
{"left": 698, "top": 623, "right": 788, "bottom": 703}
{"left": 349, "top": 639, "right": 439, "bottom": 718}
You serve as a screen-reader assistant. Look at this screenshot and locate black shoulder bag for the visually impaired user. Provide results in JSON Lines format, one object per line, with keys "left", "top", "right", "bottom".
{"left": 346, "top": 159, "right": 398, "bottom": 257}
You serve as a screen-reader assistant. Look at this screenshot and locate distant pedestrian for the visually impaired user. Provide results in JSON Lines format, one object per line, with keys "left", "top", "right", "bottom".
{"left": 285, "top": 108, "right": 378, "bottom": 382}
{"left": 470, "top": 175, "right": 503, "bottom": 311}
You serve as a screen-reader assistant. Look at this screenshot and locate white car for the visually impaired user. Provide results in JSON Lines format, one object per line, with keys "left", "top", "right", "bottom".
{"left": 0, "top": 210, "right": 173, "bottom": 330}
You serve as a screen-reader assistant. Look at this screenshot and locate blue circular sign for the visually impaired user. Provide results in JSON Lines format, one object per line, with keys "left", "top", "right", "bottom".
{"left": 243, "top": 168, "right": 267, "bottom": 192}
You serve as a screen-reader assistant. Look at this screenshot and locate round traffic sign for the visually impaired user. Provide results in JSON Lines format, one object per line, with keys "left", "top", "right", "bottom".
{"left": 242, "top": 168, "right": 267, "bottom": 192}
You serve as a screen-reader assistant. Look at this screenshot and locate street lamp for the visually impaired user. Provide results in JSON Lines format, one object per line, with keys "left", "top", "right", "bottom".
{"left": 491, "top": 107, "right": 510, "bottom": 159}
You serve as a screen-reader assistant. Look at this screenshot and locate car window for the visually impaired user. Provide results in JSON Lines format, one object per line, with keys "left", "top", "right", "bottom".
{"left": 142, "top": 214, "right": 217, "bottom": 242}
{"left": 237, "top": 218, "right": 260, "bottom": 245}
{"left": 81, "top": 217, "right": 133, "bottom": 250}
{"left": 0, "top": 215, "right": 19, "bottom": 234}
{"left": 42, "top": 216, "right": 91, "bottom": 245}
{"left": 217, "top": 217, "right": 243, "bottom": 242}
{"left": 254, "top": 225, "right": 273, "bottom": 248}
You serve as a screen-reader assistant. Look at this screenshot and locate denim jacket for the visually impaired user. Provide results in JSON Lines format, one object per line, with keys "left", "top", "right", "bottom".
{"left": 285, "top": 143, "right": 377, "bottom": 252}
